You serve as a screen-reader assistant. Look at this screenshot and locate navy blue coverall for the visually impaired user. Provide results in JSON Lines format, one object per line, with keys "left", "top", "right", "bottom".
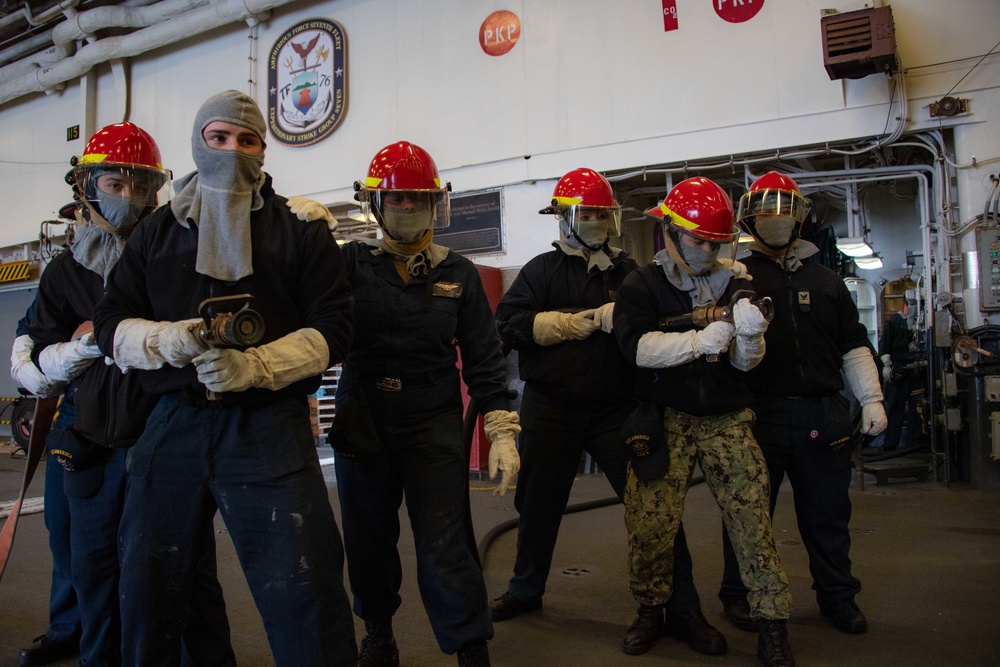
{"left": 331, "top": 241, "right": 510, "bottom": 655}
{"left": 718, "top": 251, "right": 872, "bottom": 610}
{"left": 93, "top": 176, "right": 357, "bottom": 667}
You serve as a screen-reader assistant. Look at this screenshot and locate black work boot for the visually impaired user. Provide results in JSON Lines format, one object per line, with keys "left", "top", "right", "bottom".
{"left": 489, "top": 591, "right": 542, "bottom": 622}
{"left": 622, "top": 604, "right": 665, "bottom": 656}
{"left": 756, "top": 618, "right": 795, "bottom": 667}
{"left": 358, "top": 620, "right": 399, "bottom": 667}
{"left": 457, "top": 639, "right": 490, "bottom": 667}
{"left": 820, "top": 598, "right": 868, "bottom": 634}
{"left": 664, "top": 609, "right": 728, "bottom": 655}
{"left": 723, "top": 598, "right": 757, "bottom": 632}
{"left": 18, "top": 634, "right": 79, "bottom": 667}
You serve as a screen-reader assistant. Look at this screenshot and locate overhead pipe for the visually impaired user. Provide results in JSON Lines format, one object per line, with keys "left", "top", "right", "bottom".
{"left": 0, "top": 0, "right": 203, "bottom": 85}
{"left": 0, "top": 0, "right": 294, "bottom": 106}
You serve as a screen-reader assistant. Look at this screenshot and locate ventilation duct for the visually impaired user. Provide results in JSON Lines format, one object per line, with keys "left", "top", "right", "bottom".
{"left": 821, "top": 5, "right": 897, "bottom": 80}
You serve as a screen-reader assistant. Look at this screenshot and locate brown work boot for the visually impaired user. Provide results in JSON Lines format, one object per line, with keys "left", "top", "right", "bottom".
{"left": 358, "top": 620, "right": 399, "bottom": 667}
{"left": 756, "top": 618, "right": 795, "bottom": 667}
{"left": 622, "top": 604, "right": 665, "bottom": 656}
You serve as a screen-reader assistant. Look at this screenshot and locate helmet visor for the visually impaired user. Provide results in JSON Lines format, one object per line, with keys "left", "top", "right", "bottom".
{"left": 562, "top": 204, "right": 622, "bottom": 238}
{"left": 737, "top": 188, "right": 809, "bottom": 225}
{"left": 360, "top": 188, "right": 451, "bottom": 232}
{"left": 76, "top": 164, "right": 171, "bottom": 208}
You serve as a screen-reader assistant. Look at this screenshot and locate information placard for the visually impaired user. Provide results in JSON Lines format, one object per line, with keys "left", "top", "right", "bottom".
{"left": 436, "top": 189, "right": 504, "bottom": 256}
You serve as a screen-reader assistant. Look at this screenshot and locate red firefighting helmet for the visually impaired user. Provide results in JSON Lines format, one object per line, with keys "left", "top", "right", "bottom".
{"left": 737, "top": 171, "right": 811, "bottom": 247}
{"left": 646, "top": 177, "right": 737, "bottom": 243}
{"left": 354, "top": 141, "right": 451, "bottom": 229}
{"left": 72, "top": 122, "right": 169, "bottom": 204}
{"left": 539, "top": 168, "right": 622, "bottom": 237}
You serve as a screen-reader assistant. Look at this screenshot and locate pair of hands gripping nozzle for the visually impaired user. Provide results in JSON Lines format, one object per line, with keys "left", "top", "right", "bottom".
{"left": 196, "top": 294, "right": 265, "bottom": 400}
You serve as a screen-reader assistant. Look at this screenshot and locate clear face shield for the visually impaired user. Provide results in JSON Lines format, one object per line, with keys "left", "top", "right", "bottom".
{"left": 559, "top": 204, "right": 622, "bottom": 249}
{"left": 737, "top": 188, "right": 810, "bottom": 249}
{"left": 358, "top": 188, "right": 451, "bottom": 243}
{"left": 75, "top": 164, "right": 171, "bottom": 230}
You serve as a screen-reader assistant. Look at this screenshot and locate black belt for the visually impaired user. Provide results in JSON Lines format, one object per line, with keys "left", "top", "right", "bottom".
{"left": 352, "top": 367, "right": 456, "bottom": 392}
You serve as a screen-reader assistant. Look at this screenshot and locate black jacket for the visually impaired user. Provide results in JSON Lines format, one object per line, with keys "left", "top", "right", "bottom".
{"left": 28, "top": 249, "right": 157, "bottom": 447}
{"left": 614, "top": 263, "right": 754, "bottom": 417}
{"left": 496, "top": 247, "right": 635, "bottom": 408}
{"left": 741, "top": 252, "right": 871, "bottom": 398}
{"left": 93, "top": 175, "right": 354, "bottom": 407}
{"left": 337, "top": 241, "right": 510, "bottom": 415}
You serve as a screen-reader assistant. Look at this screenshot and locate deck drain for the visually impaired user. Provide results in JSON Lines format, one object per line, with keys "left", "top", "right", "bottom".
{"left": 561, "top": 566, "right": 592, "bottom": 577}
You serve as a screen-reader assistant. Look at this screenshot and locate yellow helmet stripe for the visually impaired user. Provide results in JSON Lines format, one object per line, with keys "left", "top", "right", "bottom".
{"left": 661, "top": 203, "right": 698, "bottom": 231}
{"left": 365, "top": 177, "right": 383, "bottom": 188}
{"left": 78, "top": 153, "right": 108, "bottom": 164}
{"left": 553, "top": 195, "right": 583, "bottom": 206}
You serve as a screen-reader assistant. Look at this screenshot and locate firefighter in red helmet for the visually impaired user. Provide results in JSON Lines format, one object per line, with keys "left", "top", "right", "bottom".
{"left": 718, "top": 172, "right": 885, "bottom": 639}
{"left": 331, "top": 141, "right": 519, "bottom": 667}
{"left": 490, "top": 168, "right": 727, "bottom": 657}
{"left": 614, "top": 177, "right": 794, "bottom": 666}
{"left": 14, "top": 122, "right": 234, "bottom": 667}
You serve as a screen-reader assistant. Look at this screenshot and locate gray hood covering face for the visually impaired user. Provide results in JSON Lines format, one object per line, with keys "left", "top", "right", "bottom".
{"left": 71, "top": 208, "right": 124, "bottom": 285}
{"left": 171, "top": 90, "right": 267, "bottom": 282}
{"left": 653, "top": 249, "right": 732, "bottom": 308}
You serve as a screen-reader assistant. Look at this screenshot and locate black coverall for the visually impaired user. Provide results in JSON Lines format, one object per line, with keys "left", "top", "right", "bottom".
{"left": 495, "top": 247, "right": 703, "bottom": 612}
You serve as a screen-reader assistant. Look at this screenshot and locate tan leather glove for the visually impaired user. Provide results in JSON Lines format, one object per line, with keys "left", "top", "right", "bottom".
{"left": 532, "top": 310, "right": 599, "bottom": 346}
{"left": 484, "top": 409, "right": 521, "bottom": 497}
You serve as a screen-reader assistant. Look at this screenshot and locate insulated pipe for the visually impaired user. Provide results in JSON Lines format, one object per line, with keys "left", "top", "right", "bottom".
{"left": 0, "top": 0, "right": 209, "bottom": 86}
{"left": 0, "top": 0, "right": 164, "bottom": 84}
{"left": 50, "top": 0, "right": 210, "bottom": 53}
{"left": 0, "top": 0, "right": 290, "bottom": 106}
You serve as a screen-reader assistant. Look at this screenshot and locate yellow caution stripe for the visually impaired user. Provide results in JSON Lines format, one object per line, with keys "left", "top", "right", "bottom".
{"left": 0, "top": 260, "right": 31, "bottom": 283}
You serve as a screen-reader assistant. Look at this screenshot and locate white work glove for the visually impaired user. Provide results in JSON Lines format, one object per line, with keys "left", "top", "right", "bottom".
{"left": 484, "top": 409, "right": 521, "bottom": 497}
{"left": 10, "top": 334, "right": 65, "bottom": 397}
{"left": 880, "top": 354, "right": 892, "bottom": 383}
{"left": 592, "top": 302, "right": 616, "bottom": 333}
{"left": 532, "top": 310, "right": 599, "bottom": 346}
{"left": 287, "top": 196, "right": 338, "bottom": 231}
{"left": 113, "top": 318, "right": 209, "bottom": 370}
{"left": 730, "top": 330, "right": 766, "bottom": 372}
{"left": 37, "top": 332, "right": 103, "bottom": 383}
{"left": 718, "top": 258, "right": 752, "bottom": 280}
{"left": 157, "top": 319, "right": 211, "bottom": 368}
{"left": 842, "top": 347, "right": 888, "bottom": 435}
{"left": 193, "top": 328, "right": 330, "bottom": 393}
{"left": 732, "top": 298, "right": 769, "bottom": 337}
{"left": 693, "top": 321, "right": 736, "bottom": 357}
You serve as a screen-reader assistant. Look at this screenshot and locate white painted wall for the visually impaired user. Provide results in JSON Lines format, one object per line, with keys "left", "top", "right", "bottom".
{"left": 0, "top": 0, "right": 997, "bottom": 274}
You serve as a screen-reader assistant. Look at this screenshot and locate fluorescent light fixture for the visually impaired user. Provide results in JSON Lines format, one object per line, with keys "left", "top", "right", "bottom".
{"left": 836, "top": 236, "right": 874, "bottom": 257}
{"left": 854, "top": 254, "right": 883, "bottom": 270}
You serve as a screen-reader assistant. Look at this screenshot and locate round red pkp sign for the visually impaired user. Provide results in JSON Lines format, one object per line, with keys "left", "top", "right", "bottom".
{"left": 480, "top": 11, "right": 520, "bottom": 56}
{"left": 714, "top": 0, "right": 764, "bottom": 23}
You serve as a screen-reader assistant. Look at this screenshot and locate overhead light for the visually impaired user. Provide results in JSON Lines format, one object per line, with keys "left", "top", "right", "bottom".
{"left": 836, "top": 236, "right": 874, "bottom": 257}
{"left": 854, "top": 254, "right": 883, "bottom": 270}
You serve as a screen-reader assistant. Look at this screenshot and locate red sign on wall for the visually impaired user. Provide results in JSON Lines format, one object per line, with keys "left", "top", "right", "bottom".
{"left": 714, "top": 0, "right": 765, "bottom": 24}
{"left": 480, "top": 10, "right": 521, "bottom": 56}
{"left": 662, "top": 0, "right": 678, "bottom": 31}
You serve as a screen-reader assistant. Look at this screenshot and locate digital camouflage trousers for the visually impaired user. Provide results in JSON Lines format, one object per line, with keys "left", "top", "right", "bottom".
{"left": 624, "top": 407, "right": 792, "bottom": 620}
